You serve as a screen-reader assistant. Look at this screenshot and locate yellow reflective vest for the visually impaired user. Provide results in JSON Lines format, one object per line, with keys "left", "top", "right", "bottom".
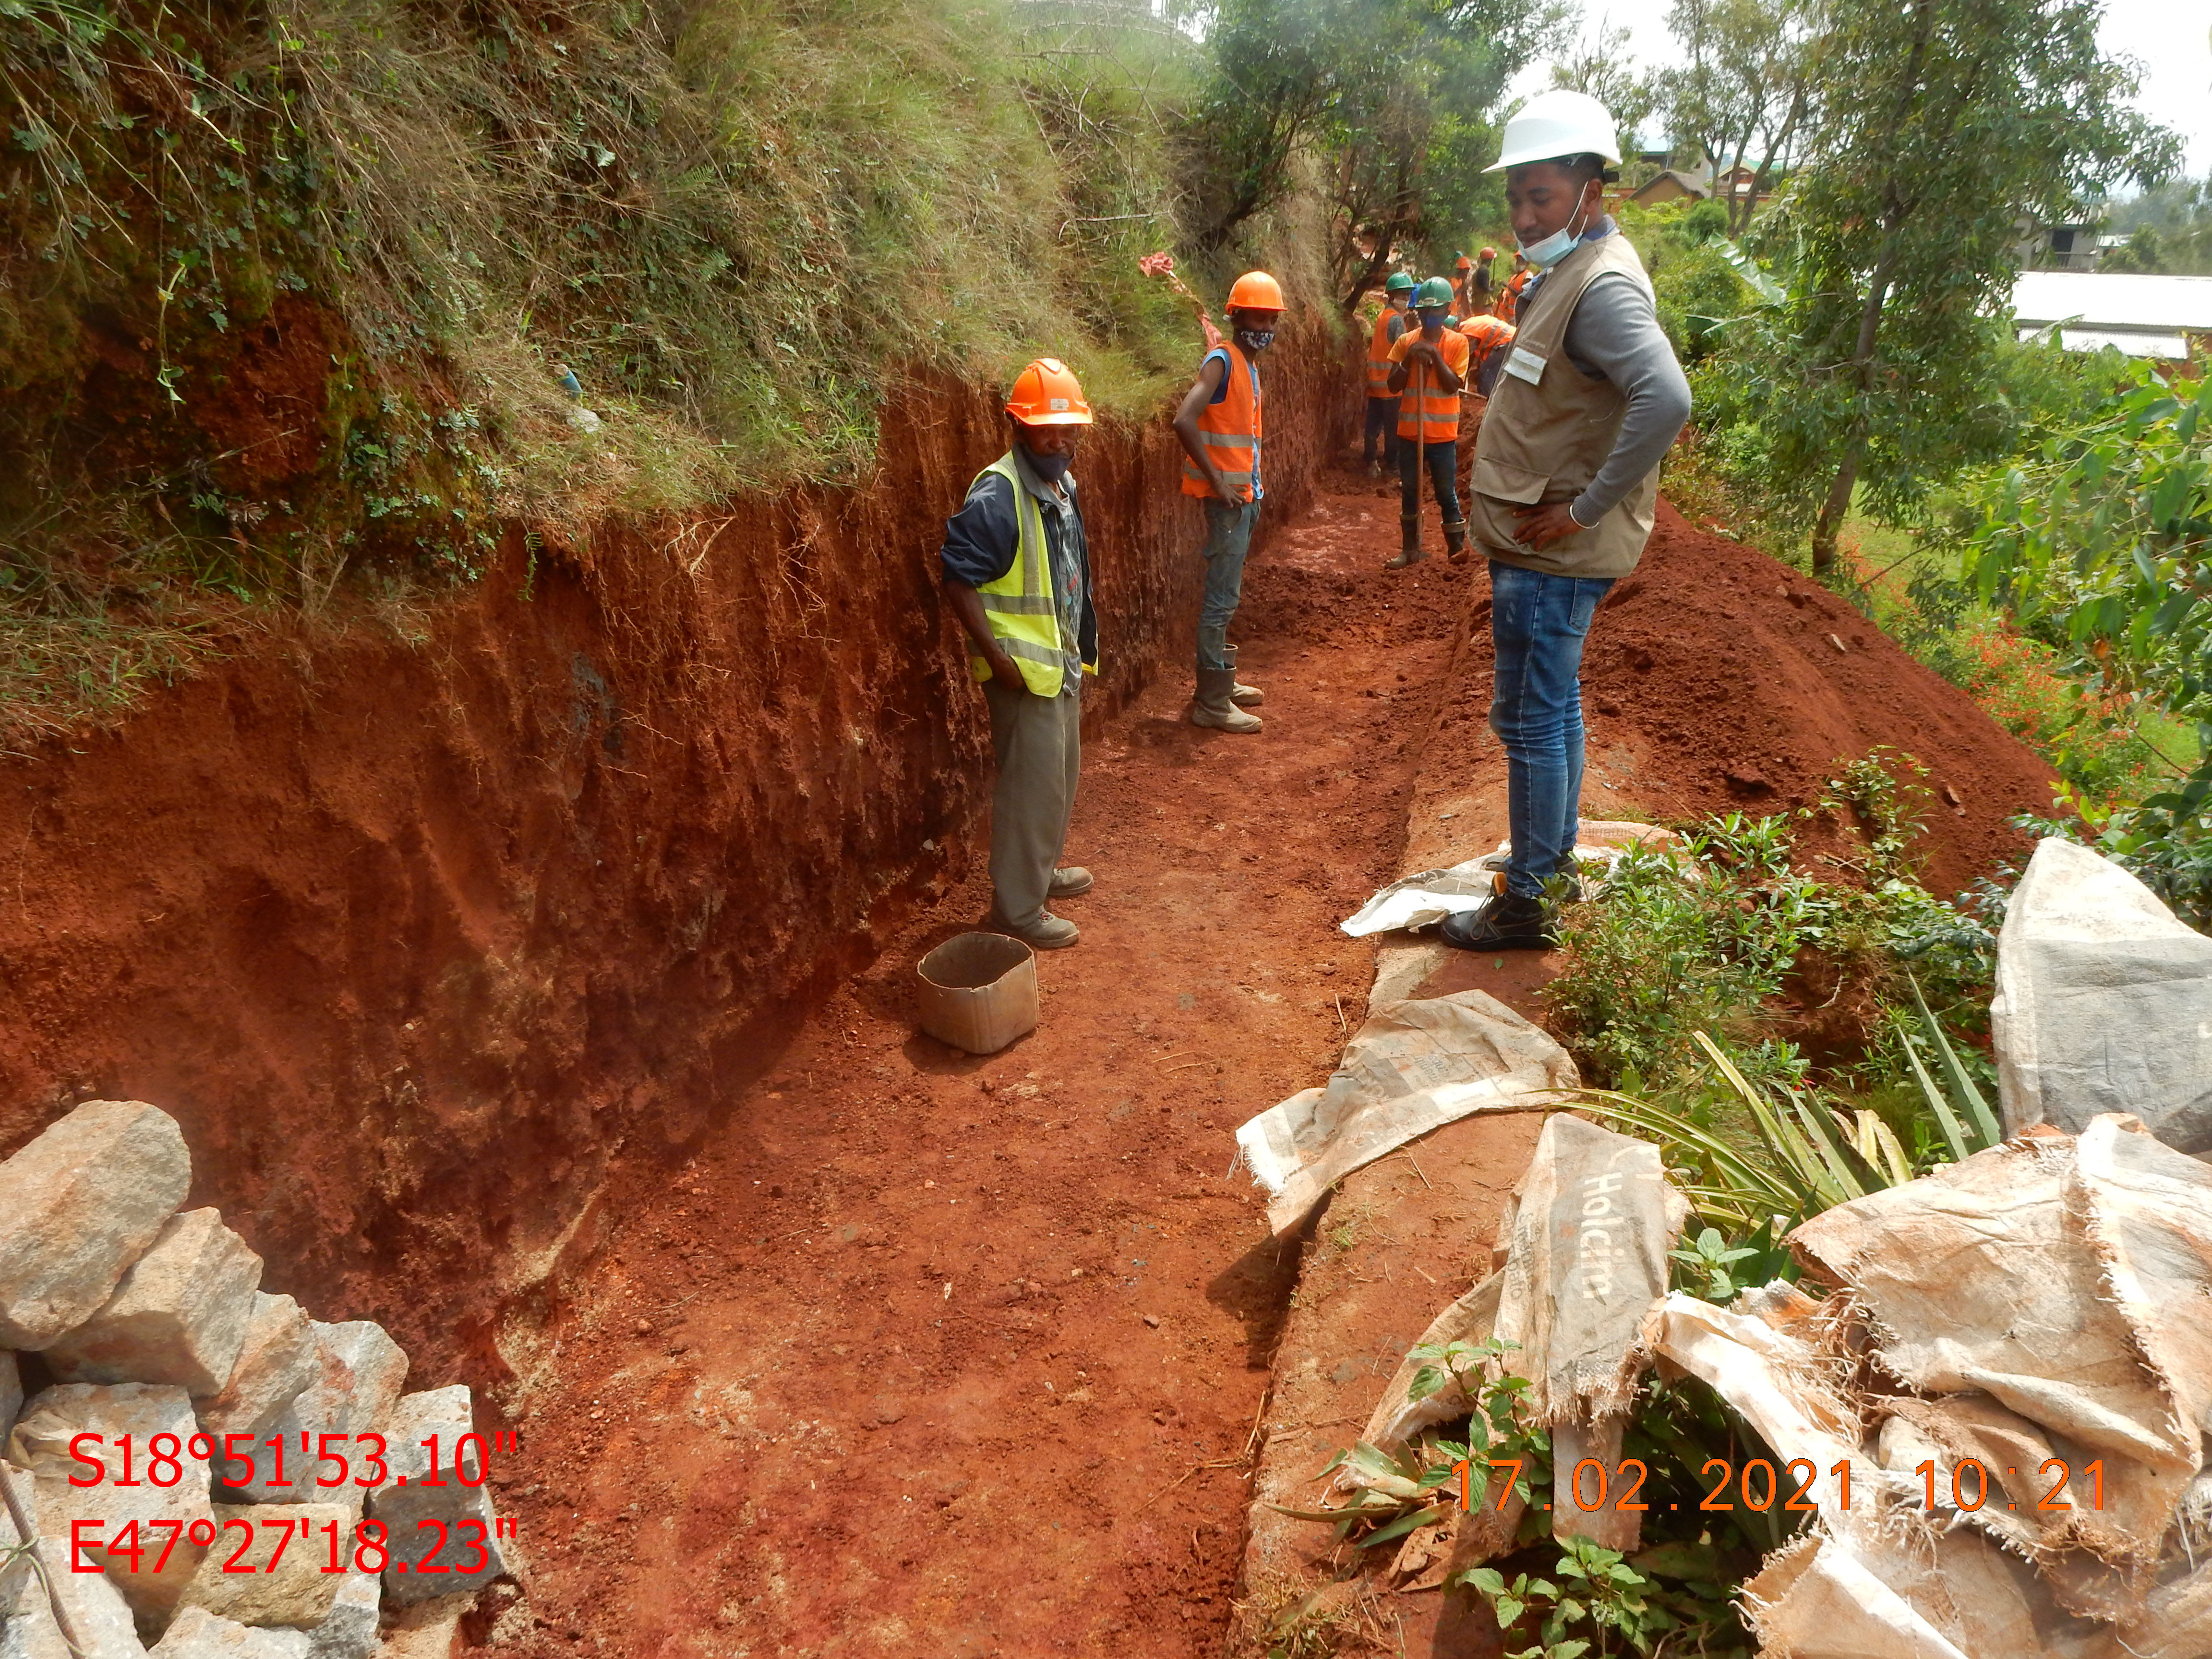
{"left": 966, "top": 453, "right": 1096, "bottom": 698}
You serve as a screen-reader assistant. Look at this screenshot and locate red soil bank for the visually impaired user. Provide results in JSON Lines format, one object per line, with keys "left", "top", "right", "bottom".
{"left": 0, "top": 338, "right": 1357, "bottom": 1391}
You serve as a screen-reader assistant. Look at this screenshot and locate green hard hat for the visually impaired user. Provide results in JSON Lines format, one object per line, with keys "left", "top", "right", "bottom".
{"left": 1384, "top": 272, "right": 1417, "bottom": 293}
{"left": 1414, "top": 276, "right": 1455, "bottom": 309}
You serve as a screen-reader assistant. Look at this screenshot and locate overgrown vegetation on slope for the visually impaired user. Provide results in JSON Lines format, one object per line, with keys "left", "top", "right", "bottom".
{"left": 0, "top": 0, "right": 1293, "bottom": 730}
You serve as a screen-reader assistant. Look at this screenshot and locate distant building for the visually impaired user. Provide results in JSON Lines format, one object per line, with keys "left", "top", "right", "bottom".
{"left": 2016, "top": 219, "right": 2098, "bottom": 271}
{"left": 1627, "top": 170, "right": 1711, "bottom": 207}
{"left": 2011, "top": 271, "right": 2212, "bottom": 358}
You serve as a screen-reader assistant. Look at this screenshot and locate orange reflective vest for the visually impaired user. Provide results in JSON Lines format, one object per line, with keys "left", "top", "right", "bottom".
{"left": 1388, "top": 327, "right": 1471, "bottom": 443}
{"left": 1496, "top": 270, "right": 1531, "bottom": 325}
{"left": 1459, "top": 314, "right": 1516, "bottom": 391}
{"left": 1180, "top": 342, "right": 1263, "bottom": 503}
{"left": 1366, "top": 305, "right": 1405, "bottom": 398}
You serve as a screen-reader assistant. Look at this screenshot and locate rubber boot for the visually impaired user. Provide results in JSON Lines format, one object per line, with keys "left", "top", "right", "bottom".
{"left": 1188, "top": 667, "right": 1262, "bottom": 733}
{"left": 1224, "top": 644, "right": 1263, "bottom": 708}
{"left": 1443, "top": 520, "right": 1468, "bottom": 565}
{"left": 1385, "top": 517, "right": 1427, "bottom": 570}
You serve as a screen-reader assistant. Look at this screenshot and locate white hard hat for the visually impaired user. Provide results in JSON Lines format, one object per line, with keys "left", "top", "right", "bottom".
{"left": 1487, "top": 89, "right": 1621, "bottom": 173}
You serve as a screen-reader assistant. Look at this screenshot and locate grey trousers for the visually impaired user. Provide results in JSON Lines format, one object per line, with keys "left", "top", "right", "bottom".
{"left": 984, "top": 679, "right": 1082, "bottom": 930}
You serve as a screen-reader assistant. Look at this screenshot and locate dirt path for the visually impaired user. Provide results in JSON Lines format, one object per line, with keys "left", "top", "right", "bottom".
{"left": 494, "top": 462, "right": 1475, "bottom": 1657}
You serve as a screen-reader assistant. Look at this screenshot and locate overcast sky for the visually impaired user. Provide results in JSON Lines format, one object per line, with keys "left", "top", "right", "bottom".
{"left": 1507, "top": 0, "right": 2212, "bottom": 185}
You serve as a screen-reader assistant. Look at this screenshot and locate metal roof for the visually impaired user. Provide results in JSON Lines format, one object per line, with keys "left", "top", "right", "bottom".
{"left": 2011, "top": 271, "right": 2212, "bottom": 335}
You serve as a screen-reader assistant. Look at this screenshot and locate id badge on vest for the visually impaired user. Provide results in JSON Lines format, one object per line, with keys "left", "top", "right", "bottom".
{"left": 1502, "top": 346, "right": 1546, "bottom": 386}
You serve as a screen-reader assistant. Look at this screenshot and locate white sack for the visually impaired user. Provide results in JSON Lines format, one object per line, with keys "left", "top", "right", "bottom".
{"left": 1235, "top": 990, "right": 1575, "bottom": 1235}
{"left": 1991, "top": 838, "right": 2212, "bottom": 1153}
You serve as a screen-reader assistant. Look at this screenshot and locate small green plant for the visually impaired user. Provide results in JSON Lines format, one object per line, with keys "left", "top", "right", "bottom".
{"left": 1669, "top": 1227, "right": 1766, "bottom": 1305}
{"left": 1821, "top": 747, "right": 1933, "bottom": 879}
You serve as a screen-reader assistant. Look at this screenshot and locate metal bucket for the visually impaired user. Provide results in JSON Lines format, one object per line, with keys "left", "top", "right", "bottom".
{"left": 915, "top": 932, "right": 1039, "bottom": 1056}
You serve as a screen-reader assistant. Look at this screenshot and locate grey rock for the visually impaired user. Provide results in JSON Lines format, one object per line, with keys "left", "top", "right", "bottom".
{"left": 300, "top": 1572, "right": 377, "bottom": 1659}
{"left": 147, "top": 1607, "right": 308, "bottom": 1659}
{"left": 9, "top": 1383, "right": 213, "bottom": 1633}
{"left": 216, "top": 1324, "right": 404, "bottom": 1508}
{"left": 177, "top": 1505, "right": 347, "bottom": 1629}
{"left": 46, "top": 1213, "right": 262, "bottom": 1395}
{"left": 365, "top": 1388, "right": 502, "bottom": 1604}
{"left": 0, "top": 1464, "right": 150, "bottom": 1659}
{"left": 196, "top": 1297, "right": 316, "bottom": 1438}
{"left": 0, "top": 1102, "right": 191, "bottom": 1350}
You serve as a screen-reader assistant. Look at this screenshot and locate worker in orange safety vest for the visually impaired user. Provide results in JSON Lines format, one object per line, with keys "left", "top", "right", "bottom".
{"left": 1496, "top": 255, "right": 1532, "bottom": 324}
{"left": 1173, "top": 269, "right": 1285, "bottom": 733}
{"left": 1383, "top": 276, "right": 1470, "bottom": 569}
{"left": 1459, "top": 312, "right": 1517, "bottom": 398}
{"left": 1363, "top": 272, "right": 1417, "bottom": 477}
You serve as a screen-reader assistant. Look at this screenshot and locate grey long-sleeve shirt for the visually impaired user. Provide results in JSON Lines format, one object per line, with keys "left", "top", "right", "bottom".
{"left": 1544, "top": 266, "right": 1693, "bottom": 527}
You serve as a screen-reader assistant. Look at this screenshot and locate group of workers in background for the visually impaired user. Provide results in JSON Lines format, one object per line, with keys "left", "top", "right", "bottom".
{"left": 939, "top": 88, "right": 1691, "bottom": 962}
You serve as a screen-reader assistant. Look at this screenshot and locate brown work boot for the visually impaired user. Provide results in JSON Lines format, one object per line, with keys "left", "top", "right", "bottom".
{"left": 1385, "top": 517, "right": 1427, "bottom": 569}
{"left": 985, "top": 909, "right": 1081, "bottom": 950}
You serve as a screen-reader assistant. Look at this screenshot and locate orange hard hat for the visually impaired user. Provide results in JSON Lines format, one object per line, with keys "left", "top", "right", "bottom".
{"left": 1479, "top": 246, "right": 1498, "bottom": 260}
{"left": 1004, "top": 357, "right": 1093, "bottom": 426}
{"left": 1455, "top": 254, "right": 1473, "bottom": 271}
{"left": 1226, "top": 270, "right": 1286, "bottom": 312}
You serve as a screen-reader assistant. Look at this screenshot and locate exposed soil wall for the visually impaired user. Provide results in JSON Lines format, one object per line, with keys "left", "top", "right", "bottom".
{"left": 0, "top": 336, "right": 1359, "bottom": 1392}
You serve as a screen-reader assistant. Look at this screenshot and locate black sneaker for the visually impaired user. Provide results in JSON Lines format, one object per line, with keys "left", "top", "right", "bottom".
{"left": 1439, "top": 892, "right": 1552, "bottom": 950}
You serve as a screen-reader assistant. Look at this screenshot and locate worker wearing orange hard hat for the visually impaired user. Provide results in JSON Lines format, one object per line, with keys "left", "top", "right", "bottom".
{"left": 1172, "top": 269, "right": 1284, "bottom": 733}
{"left": 1451, "top": 253, "right": 1475, "bottom": 320}
{"left": 1470, "top": 246, "right": 1500, "bottom": 314}
{"left": 939, "top": 357, "right": 1099, "bottom": 950}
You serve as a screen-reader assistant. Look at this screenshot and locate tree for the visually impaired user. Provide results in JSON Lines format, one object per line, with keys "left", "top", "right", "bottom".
{"left": 1181, "top": 0, "right": 1563, "bottom": 300}
{"left": 2098, "top": 223, "right": 2164, "bottom": 274}
{"left": 1659, "top": 0, "right": 1819, "bottom": 235}
{"left": 1715, "top": 0, "right": 2177, "bottom": 572}
{"left": 1550, "top": 19, "right": 1659, "bottom": 168}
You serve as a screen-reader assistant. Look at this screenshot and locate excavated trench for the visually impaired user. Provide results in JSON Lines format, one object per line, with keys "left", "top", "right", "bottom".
{"left": 0, "top": 328, "right": 2066, "bottom": 1655}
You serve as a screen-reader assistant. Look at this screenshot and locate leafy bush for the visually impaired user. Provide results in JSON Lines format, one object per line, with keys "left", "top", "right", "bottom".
{"left": 1960, "top": 369, "right": 2212, "bottom": 924}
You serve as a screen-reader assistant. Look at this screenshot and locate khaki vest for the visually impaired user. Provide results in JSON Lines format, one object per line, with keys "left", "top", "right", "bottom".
{"left": 1467, "top": 231, "right": 1659, "bottom": 580}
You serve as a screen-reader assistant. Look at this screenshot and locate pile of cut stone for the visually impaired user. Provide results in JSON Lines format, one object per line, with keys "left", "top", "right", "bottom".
{"left": 1, "top": 1100, "right": 506, "bottom": 1659}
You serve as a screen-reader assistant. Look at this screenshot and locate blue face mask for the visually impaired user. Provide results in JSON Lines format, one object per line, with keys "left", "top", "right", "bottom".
{"left": 1519, "top": 193, "right": 1595, "bottom": 270}
{"left": 1022, "top": 445, "right": 1072, "bottom": 482}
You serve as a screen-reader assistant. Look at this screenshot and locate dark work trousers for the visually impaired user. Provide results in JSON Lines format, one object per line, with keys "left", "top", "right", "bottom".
{"left": 1361, "top": 397, "right": 1400, "bottom": 466}
{"left": 983, "top": 678, "right": 1082, "bottom": 930}
{"left": 1399, "top": 436, "right": 1462, "bottom": 525}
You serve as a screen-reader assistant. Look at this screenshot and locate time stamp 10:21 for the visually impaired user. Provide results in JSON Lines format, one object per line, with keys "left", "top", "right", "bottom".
{"left": 60, "top": 1430, "right": 516, "bottom": 1579}
{"left": 1458, "top": 1455, "right": 2111, "bottom": 1515}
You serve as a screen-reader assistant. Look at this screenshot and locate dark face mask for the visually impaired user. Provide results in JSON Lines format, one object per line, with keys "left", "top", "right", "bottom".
{"left": 1022, "top": 445, "right": 1072, "bottom": 482}
{"left": 1234, "top": 327, "right": 1276, "bottom": 353}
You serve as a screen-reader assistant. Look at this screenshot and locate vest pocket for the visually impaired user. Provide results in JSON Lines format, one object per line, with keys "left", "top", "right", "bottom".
{"left": 1470, "top": 454, "right": 1550, "bottom": 505}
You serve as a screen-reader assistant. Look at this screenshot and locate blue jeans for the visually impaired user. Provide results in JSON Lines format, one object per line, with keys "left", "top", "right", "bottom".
{"left": 1198, "top": 498, "right": 1259, "bottom": 672}
{"left": 1489, "top": 560, "right": 1614, "bottom": 898}
{"left": 1362, "top": 397, "right": 1399, "bottom": 465}
{"left": 1399, "top": 437, "right": 1461, "bottom": 525}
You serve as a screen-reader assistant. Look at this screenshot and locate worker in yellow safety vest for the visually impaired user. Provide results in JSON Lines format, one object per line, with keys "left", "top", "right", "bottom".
{"left": 1383, "top": 276, "right": 1470, "bottom": 569}
{"left": 938, "top": 358, "right": 1100, "bottom": 951}
{"left": 1173, "top": 269, "right": 1285, "bottom": 734}
{"left": 1363, "top": 272, "right": 1417, "bottom": 477}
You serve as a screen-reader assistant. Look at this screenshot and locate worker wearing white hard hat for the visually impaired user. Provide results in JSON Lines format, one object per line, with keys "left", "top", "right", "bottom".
{"left": 1443, "top": 87, "right": 1692, "bottom": 955}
